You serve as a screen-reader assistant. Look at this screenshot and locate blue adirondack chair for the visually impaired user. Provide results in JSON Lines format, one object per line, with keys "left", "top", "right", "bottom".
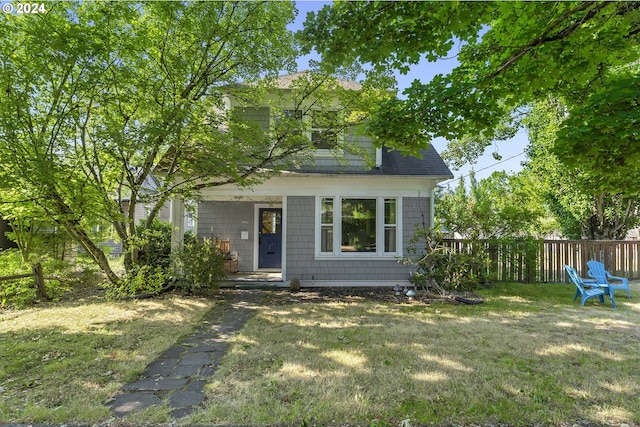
{"left": 587, "top": 260, "right": 631, "bottom": 299}
{"left": 565, "top": 265, "right": 616, "bottom": 308}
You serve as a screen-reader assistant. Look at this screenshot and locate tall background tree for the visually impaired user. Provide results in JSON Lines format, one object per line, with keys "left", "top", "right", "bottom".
{"left": 0, "top": 1, "right": 373, "bottom": 285}
{"left": 301, "top": 1, "right": 640, "bottom": 194}
{"left": 522, "top": 99, "right": 640, "bottom": 239}
{"left": 436, "top": 172, "right": 546, "bottom": 239}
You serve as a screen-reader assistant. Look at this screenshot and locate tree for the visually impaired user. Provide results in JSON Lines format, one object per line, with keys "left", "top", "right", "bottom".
{"left": 522, "top": 99, "right": 640, "bottom": 239}
{"left": 553, "top": 70, "right": 640, "bottom": 197}
{"left": 436, "top": 171, "right": 545, "bottom": 239}
{"left": 0, "top": 2, "right": 372, "bottom": 286}
{"left": 301, "top": 1, "right": 640, "bottom": 181}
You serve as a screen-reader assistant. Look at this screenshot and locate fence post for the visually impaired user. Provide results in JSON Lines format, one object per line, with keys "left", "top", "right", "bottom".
{"left": 32, "top": 262, "right": 48, "bottom": 300}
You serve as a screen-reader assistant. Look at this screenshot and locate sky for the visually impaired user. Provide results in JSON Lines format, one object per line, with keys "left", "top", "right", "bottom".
{"left": 290, "top": 1, "right": 529, "bottom": 187}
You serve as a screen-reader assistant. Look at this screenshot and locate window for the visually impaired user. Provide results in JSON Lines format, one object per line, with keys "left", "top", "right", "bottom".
{"left": 311, "top": 110, "right": 338, "bottom": 149}
{"left": 341, "top": 198, "right": 376, "bottom": 252}
{"left": 271, "top": 108, "right": 340, "bottom": 150}
{"left": 275, "top": 109, "right": 303, "bottom": 134}
{"left": 384, "top": 199, "right": 397, "bottom": 252}
{"left": 318, "top": 197, "right": 399, "bottom": 256}
{"left": 320, "top": 198, "right": 334, "bottom": 253}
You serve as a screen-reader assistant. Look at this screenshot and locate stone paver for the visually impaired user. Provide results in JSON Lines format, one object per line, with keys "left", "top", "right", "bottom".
{"left": 107, "top": 290, "right": 263, "bottom": 419}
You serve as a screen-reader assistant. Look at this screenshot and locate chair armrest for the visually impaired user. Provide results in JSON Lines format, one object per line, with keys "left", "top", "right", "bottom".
{"left": 606, "top": 273, "right": 628, "bottom": 285}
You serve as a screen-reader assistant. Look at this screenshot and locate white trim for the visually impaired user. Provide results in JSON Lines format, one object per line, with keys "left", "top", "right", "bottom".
{"left": 315, "top": 195, "right": 402, "bottom": 259}
{"left": 200, "top": 175, "right": 439, "bottom": 199}
{"left": 170, "top": 196, "right": 185, "bottom": 274}
{"left": 253, "top": 203, "right": 283, "bottom": 272}
{"left": 282, "top": 196, "right": 288, "bottom": 281}
{"left": 430, "top": 187, "right": 435, "bottom": 228}
{"left": 300, "top": 280, "right": 411, "bottom": 288}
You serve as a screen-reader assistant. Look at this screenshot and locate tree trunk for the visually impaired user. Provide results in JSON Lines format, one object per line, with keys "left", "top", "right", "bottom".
{"left": 32, "top": 262, "right": 48, "bottom": 300}
{"left": 64, "top": 221, "right": 121, "bottom": 285}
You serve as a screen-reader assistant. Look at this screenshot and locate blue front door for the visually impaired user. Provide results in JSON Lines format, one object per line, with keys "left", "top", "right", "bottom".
{"left": 258, "top": 208, "right": 282, "bottom": 269}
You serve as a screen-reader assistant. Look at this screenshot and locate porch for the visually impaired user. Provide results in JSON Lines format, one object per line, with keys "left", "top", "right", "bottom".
{"left": 222, "top": 271, "right": 286, "bottom": 289}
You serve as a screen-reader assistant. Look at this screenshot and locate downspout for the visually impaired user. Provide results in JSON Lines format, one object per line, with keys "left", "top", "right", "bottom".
{"left": 375, "top": 147, "right": 383, "bottom": 168}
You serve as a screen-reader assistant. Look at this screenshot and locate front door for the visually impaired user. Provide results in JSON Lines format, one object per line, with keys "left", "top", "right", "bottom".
{"left": 258, "top": 208, "right": 282, "bottom": 269}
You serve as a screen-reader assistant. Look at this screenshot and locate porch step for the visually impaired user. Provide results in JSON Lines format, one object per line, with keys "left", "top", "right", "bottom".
{"left": 221, "top": 272, "right": 285, "bottom": 289}
{"left": 233, "top": 283, "right": 281, "bottom": 290}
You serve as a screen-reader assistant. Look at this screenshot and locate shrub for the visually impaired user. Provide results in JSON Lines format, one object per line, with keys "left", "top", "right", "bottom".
{"left": 0, "top": 249, "right": 64, "bottom": 308}
{"left": 404, "top": 226, "right": 491, "bottom": 296}
{"left": 107, "top": 264, "right": 167, "bottom": 297}
{"left": 134, "top": 220, "right": 172, "bottom": 271}
{"left": 172, "top": 234, "right": 225, "bottom": 295}
{"left": 107, "top": 221, "right": 173, "bottom": 297}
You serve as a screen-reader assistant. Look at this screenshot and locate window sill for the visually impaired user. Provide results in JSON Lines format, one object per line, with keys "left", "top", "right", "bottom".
{"left": 315, "top": 254, "right": 401, "bottom": 261}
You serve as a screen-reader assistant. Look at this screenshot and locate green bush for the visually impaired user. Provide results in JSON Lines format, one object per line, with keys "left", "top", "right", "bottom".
{"left": 404, "top": 226, "right": 491, "bottom": 296}
{"left": 107, "top": 221, "right": 173, "bottom": 297}
{"left": 134, "top": 220, "right": 172, "bottom": 270}
{"left": 172, "top": 234, "right": 225, "bottom": 295}
{"left": 107, "top": 264, "right": 167, "bottom": 297}
{"left": 0, "top": 277, "right": 37, "bottom": 308}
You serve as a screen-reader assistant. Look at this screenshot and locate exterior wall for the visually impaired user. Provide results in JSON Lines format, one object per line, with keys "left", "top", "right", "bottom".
{"left": 197, "top": 201, "right": 256, "bottom": 272}
{"left": 308, "top": 125, "right": 373, "bottom": 171}
{"left": 236, "top": 107, "right": 375, "bottom": 172}
{"left": 403, "top": 197, "right": 431, "bottom": 249}
{"left": 237, "top": 107, "right": 270, "bottom": 131}
{"left": 285, "top": 196, "right": 430, "bottom": 283}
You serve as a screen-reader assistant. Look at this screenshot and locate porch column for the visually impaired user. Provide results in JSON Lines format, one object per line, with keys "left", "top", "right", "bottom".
{"left": 171, "top": 195, "right": 185, "bottom": 274}
{"left": 429, "top": 187, "right": 435, "bottom": 228}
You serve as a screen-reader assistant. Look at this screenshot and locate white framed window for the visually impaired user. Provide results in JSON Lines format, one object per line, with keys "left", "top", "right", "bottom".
{"left": 317, "top": 196, "right": 401, "bottom": 257}
{"left": 320, "top": 197, "right": 334, "bottom": 253}
{"left": 311, "top": 110, "right": 339, "bottom": 149}
{"left": 272, "top": 108, "right": 341, "bottom": 151}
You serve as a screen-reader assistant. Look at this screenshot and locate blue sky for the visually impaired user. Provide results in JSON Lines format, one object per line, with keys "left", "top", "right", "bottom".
{"left": 290, "top": 1, "right": 528, "bottom": 186}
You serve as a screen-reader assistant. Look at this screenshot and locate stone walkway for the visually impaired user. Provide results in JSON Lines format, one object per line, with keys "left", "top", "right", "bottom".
{"left": 108, "top": 290, "right": 264, "bottom": 419}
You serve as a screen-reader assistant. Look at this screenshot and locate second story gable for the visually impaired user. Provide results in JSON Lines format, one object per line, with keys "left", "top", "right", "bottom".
{"left": 225, "top": 72, "right": 452, "bottom": 180}
{"left": 227, "top": 72, "right": 375, "bottom": 174}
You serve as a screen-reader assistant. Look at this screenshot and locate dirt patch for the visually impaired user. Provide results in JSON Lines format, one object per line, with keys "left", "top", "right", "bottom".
{"left": 45, "top": 281, "right": 481, "bottom": 308}
{"left": 261, "top": 286, "right": 482, "bottom": 306}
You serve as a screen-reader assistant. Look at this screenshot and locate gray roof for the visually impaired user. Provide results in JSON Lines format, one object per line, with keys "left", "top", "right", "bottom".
{"left": 293, "top": 145, "right": 453, "bottom": 178}
{"left": 375, "top": 145, "right": 453, "bottom": 177}
{"left": 275, "top": 71, "right": 362, "bottom": 91}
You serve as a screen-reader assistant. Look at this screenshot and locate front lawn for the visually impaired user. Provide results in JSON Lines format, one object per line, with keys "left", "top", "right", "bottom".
{"left": 191, "top": 282, "right": 640, "bottom": 427}
{"left": 1, "top": 282, "right": 639, "bottom": 426}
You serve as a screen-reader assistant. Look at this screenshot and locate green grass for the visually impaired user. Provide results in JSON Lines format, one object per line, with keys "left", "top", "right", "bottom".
{"left": 0, "top": 295, "right": 216, "bottom": 424}
{"left": 190, "top": 282, "right": 640, "bottom": 427}
{"left": 1, "top": 281, "right": 639, "bottom": 426}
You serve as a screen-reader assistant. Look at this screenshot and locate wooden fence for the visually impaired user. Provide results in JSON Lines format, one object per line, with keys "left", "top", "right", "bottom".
{"left": 0, "top": 262, "right": 48, "bottom": 299}
{"left": 443, "top": 239, "right": 640, "bottom": 283}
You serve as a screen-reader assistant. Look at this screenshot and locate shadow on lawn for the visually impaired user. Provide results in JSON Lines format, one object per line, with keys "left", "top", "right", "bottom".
{"left": 197, "top": 287, "right": 640, "bottom": 426}
{"left": 0, "top": 297, "right": 214, "bottom": 424}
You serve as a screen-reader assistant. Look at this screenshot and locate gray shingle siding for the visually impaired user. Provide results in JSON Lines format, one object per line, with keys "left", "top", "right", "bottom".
{"left": 197, "top": 201, "right": 255, "bottom": 271}
{"left": 237, "top": 107, "right": 270, "bottom": 132}
{"left": 285, "top": 196, "right": 430, "bottom": 282}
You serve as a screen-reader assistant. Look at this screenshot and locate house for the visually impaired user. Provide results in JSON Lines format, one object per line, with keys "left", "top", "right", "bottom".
{"left": 172, "top": 73, "right": 453, "bottom": 287}
{"left": 101, "top": 174, "right": 195, "bottom": 256}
